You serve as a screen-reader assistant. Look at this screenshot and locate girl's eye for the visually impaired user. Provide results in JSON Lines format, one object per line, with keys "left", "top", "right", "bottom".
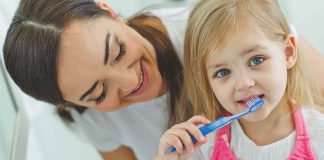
{"left": 214, "top": 69, "right": 231, "bottom": 78}
{"left": 249, "top": 56, "right": 265, "bottom": 66}
{"left": 114, "top": 42, "right": 126, "bottom": 63}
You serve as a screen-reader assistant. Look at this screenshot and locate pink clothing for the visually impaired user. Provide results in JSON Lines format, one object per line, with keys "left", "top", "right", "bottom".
{"left": 211, "top": 109, "right": 316, "bottom": 160}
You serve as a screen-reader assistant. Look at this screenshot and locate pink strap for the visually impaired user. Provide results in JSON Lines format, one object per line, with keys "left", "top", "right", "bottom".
{"left": 210, "top": 123, "right": 236, "bottom": 160}
{"left": 288, "top": 109, "right": 316, "bottom": 159}
{"left": 210, "top": 108, "right": 316, "bottom": 160}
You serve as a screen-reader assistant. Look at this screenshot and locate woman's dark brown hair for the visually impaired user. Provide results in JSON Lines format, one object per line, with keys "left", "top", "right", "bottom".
{"left": 3, "top": 0, "right": 182, "bottom": 126}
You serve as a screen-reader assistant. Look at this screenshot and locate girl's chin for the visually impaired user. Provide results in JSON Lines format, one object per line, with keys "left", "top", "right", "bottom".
{"left": 240, "top": 110, "right": 268, "bottom": 122}
{"left": 243, "top": 115, "right": 265, "bottom": 122}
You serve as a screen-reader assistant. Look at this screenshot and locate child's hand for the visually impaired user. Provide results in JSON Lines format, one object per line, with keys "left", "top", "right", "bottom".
{"left": 158, "top": 115, "right": 211, "bottom": 160}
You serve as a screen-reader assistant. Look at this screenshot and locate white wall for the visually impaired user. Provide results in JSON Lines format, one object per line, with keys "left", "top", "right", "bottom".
{"left": 0, "top": 1, "right": 20, "bottom": 160}
{"left": 0, "top": 63, "right": 16, "bottom": 160}
{"left": 101, "top": 0, "right": 195, "bottom": 17}
{"left": 279, "top": 0, "right": 324, "bottom": 54}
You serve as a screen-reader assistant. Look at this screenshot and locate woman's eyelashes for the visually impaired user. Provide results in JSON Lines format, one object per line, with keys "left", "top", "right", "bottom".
{"left": 95, "top": 81, "right": 108, "bottom": 105}
{"left": 95, "top": 39, "right": 126, "bottom": 105}
{"left": 212, "top": 56, "right": 266, "bottom": 78}
{"left": 113, "top": 41, "right": 126, "bottom": 63}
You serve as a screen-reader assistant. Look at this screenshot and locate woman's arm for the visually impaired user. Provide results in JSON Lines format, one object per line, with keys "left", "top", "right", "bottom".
{"left": 99, "top": 146, "right": 136, "bottom": 160}
{"left": 299, "top": 36, "right": 324, "bottom": 95}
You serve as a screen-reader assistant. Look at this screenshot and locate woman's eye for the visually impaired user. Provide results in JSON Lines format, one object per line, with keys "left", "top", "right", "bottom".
{"left": 214, "top": 69, "right": 231, "bottom": 78}
{"left": 114, "top": 42, "right": 126, "bottom": 62}
{"left": 95, "top": 81, "right": 107, "bottom": 105}
{"left": 249, "top": 57, "right": 265, "bottom": 66}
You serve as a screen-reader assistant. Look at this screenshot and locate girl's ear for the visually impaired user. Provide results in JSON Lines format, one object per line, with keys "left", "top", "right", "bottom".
{"left": 97, "top": 2, "right": 117, "bottom": 17}
{"left": 284, "top": 34, "right": 298, "bottom": 69}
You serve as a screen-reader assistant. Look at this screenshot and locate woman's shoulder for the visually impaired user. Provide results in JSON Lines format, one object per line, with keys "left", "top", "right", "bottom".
{"left": 69, "top": 95, "right": 170, "bottom": 151}
{"left": 72, "top": 93, "right": 169, "bottom": 129}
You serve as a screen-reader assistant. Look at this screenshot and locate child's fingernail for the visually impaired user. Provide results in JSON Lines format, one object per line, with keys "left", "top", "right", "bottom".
{"left": 200, "top": 135, "right": 205, "bottom": 141}
{"left": 190, "top": 148, "right": 194, "bottom": 153}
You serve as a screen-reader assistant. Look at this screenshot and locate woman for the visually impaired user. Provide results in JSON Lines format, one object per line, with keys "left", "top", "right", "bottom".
{"left": 4, "top": 0, "right": 186, "bottom": 159}
{"left": 3, "top": 0, "right": 324, "bottom": 159}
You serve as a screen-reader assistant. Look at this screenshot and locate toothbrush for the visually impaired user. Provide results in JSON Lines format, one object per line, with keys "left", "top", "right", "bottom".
{"left": 166, "top": 97, "right": 264, "bottom": 154}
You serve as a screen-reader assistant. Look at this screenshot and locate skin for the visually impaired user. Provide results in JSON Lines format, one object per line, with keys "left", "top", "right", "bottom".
{"left": 57, "top": 4, "right": 166, "bottom": 160}
{"left": 100, "top": 146, "right": 136, "bottom": 160}
{"left": 58, "top": 16, "right": 165, "bottom": 112}
{"left": 158, "top": 115, "right": 210, "bottom": 160}
{"left": 159, "top": 27, "right": 298, "bottom": 160}
{"left": 205, "top": 28, "right": 296, "bottom": 145}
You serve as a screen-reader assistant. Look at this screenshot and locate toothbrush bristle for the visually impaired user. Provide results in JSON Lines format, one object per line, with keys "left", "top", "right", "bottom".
{"left": 246, "top": 97, "right": 264, "bottom": 112}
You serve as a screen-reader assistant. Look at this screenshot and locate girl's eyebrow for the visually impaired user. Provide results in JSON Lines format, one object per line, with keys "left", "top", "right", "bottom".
{"left": 79, "top": 81, "right": 99, "bottom": 101}
{"left": 239, "top": 45, "right": 266, "bottom": 56}
{"left": 207, "top": 45, "right": 267, "bottom": 70}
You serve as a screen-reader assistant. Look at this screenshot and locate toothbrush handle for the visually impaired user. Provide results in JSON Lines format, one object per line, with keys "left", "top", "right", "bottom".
{"left": 166, "top": 117, "right": 227, "bottom": 154}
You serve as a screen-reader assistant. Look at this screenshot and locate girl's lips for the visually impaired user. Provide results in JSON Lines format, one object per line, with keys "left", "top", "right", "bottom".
{"left": 127, "top": 61, "right": 148, "bottom": 97}
{"left": 238, "top": 101, "right": 250, "bottom": 108}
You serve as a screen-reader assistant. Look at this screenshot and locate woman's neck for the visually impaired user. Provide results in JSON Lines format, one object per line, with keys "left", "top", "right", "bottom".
{"left": 238, "top": 97, "right": 295, "bottom": 146}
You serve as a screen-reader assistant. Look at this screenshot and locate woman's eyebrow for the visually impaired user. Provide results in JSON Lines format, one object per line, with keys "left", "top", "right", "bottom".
{"left": 104, "top": 32, "right": 111, "bottom": 65}
{"left": 79, "top": 81, "right": 99, "bottom": 101}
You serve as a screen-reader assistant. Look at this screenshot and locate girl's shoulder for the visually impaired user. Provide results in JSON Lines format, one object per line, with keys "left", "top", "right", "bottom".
{"left": 302, "top": 106, "right": 324, "bottom": 133}
{"left": 302, "top": 106, "right": 324, "bottom": 124}
{"left": 302, "top": 107, "right": 324, "bottom": 158}
{"left": 193, "top": 131, "right": 217, "bottom": 160}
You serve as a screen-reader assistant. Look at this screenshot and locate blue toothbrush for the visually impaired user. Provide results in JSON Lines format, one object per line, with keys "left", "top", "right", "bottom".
{"left": 166, "top": 97, "right": 264, "bottom": 154}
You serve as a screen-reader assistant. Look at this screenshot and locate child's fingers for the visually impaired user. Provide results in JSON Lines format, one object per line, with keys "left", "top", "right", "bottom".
{"left": 159, "top": 136, "right": 181, "bottom": 160}
{"left": 172, "top": 122, "right": 205, "bottom": 143}
{"left": 159, "top": 133, "right": 184, "bottom": 154}
{"left": 187, "top": 115, "right": 211, "bottom": 125}
{"left": 167, "top": 129, "right": 195, "bottom": 153}
{"left": 159, "top": 116, "right": 211, "bottom": 159}
{"left": 194, "top": 136, "right": 207, "bottom": 148}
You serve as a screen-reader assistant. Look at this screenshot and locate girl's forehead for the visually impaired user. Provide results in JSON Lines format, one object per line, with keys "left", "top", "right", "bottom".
{"left": 205, "top": 30, "right": 277, "bottom": 67}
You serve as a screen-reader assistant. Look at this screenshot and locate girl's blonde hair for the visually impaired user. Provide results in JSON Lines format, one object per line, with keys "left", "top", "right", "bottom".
{"left": 180, "top": 0, "right": 324, "bottom": 121}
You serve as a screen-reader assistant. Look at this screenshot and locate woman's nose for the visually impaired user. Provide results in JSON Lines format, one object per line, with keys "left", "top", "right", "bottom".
{"left": 110, "top": 67, "right": 139, "bottom": 94}
{"left": 234, "top": 72, "right": 255, "bottom": 91}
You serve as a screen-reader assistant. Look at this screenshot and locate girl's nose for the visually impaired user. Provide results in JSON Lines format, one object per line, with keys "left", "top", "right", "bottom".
{"left": 234, "top": 72, "right": 255, "bottom": 91}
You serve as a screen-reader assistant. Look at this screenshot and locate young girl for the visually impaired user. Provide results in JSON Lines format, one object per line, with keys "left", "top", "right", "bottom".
{"left": 159, "top": 0, "right": 324, "bottom": 159}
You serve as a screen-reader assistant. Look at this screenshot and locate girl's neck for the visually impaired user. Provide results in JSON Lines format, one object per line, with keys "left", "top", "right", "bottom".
{"left": 237, "top": 97, "right": 295, "bottom": 146}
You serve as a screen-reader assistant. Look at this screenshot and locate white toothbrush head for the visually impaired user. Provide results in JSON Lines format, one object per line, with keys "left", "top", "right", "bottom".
{"left": 246, "top": 97, "right": 264, "bottom": 112}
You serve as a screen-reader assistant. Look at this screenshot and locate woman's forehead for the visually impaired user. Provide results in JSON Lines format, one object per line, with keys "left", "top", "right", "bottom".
{"left": 57, "top": 18, "right": 111, "bottom": 98}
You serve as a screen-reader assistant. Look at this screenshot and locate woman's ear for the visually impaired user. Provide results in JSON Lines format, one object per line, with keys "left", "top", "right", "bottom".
{"left": 97, "top": 2, "right": 117, "bottom": 17}
{"left": 284, "top": 34, "right": 298, "bottom": 69}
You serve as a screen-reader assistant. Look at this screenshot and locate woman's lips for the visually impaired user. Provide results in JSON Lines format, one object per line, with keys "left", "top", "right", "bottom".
{"left": 131, "top": 68, "right": 143, "bottom": 92}
{"left": 128, "top": 61, "right": 148, "bottom": 97}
